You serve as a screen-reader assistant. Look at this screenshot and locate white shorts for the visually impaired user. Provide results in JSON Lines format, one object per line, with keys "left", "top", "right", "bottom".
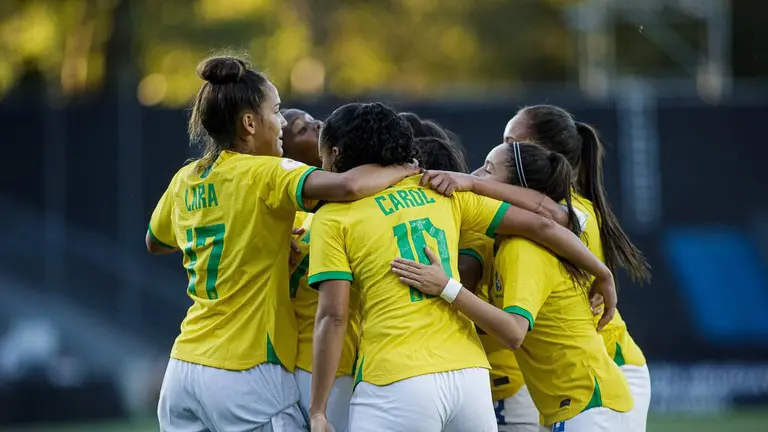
{"left": 495, "top": 385, "right": 542, "bottom": 432}
{"left": 547, "top": 407, "right": 622, "bottom": 432}
{"left": 620, "top": 364, "right": 651, "bottom": 432}
{"left": 349, "top": 367, "right": 496, "bottom": 432}
{"left": 157, "top": 358, "right": 306, "bottom": 432}
{"left": 295, "top": 368, "right": 353, "bottom": 432}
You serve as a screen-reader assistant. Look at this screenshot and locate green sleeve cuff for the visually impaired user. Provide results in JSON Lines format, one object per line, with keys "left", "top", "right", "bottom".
{"left": 296, "top": 166, "right": 320, "bottom": 212}
{"left": 485, "top": 202, "right": 511, "bottom": 238}
{"left": 504, "top": 305, "right": 534, "bottom": 331}
{"left": 308, "top": 271, "right": 353, "bottom": 289}
{"left": 147, "top": 224, "right": 176, "bottom": 249}
{"left": 458, "top": 248, "right": 484, "bottom": 267}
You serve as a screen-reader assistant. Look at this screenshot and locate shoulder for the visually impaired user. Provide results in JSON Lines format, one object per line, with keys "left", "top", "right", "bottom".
{"left": 572, "top": 194, "right": 596, "bottom": 219}
{"left": 314, "top": 202, "right": 352, "bottom": 222}
{"left": 496, "top": 237, "right": 557, "bottom": 266}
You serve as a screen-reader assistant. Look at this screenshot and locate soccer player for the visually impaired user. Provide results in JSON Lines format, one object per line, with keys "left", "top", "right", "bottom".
{"left": 146, "top": 55, "right": 418, "bottom": 432}
{"left": 504, "top": 105, "right": 651, "bottom": 431}
{"left": 307, "top": 103, "right": 616, "bottom": 432}
{"left": 393, "top": 142, "right": 634, "bottom": 431}
{"left": 280, "top": 108, "right": 357, "bottom": 431}
{"left": 414, "top": 135, "right": 551, "bottom": 431}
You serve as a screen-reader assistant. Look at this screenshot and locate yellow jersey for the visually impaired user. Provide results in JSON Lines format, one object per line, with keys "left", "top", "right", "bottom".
{"left": 575, "top": 196, "right": 646, "bottom": 368}
{"left": 291, "top": 212, "right": 361, "bottom": 376}
{"left": 458, "top": 232, "right": 525, "bottom": 402}
{"left": 148, "top": 151, "right": 318, "bottom": 371}
{"left": 308, "top": 176, "right": 510, "bottom": 386}
{"left": 492, "top": 199, "right": 633, "bottom": 425}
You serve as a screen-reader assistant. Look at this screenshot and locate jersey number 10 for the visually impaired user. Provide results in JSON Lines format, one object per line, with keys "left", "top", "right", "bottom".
{"left": 184, "top": 223, "right": 225, "bottom": 300}
{"left": 392, "top": 217, "right": 453, "bottom": 302}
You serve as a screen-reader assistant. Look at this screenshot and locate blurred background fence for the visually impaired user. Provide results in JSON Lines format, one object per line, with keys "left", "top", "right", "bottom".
{"left": 2, "top": 0, "right": 768, "bottom": 430}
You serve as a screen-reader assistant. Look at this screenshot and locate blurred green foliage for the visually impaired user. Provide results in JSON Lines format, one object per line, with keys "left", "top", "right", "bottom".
{"left": 0, "top": 0, "right": 574, "bottom": 105}
{"left": 0, "top": 0, "right": 764, "bottom": 106}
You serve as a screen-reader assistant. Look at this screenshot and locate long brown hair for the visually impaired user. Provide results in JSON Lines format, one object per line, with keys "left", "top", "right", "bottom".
{"left": 518, "top": 105, "right": 651, "bottom": 283}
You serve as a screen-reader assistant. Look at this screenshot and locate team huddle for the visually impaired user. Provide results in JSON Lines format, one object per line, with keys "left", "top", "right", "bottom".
{"left": 146, "top": 54, "right": 652, "bottom": 432}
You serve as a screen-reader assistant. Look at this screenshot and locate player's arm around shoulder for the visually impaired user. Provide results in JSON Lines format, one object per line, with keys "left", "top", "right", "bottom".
{"left": 301, "top": 163, "right": 419, "bottom": 203}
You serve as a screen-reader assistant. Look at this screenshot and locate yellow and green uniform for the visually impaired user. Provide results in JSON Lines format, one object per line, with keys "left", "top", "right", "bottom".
{"left": 491, "top": 197, "right": 633, "bottom": 426}
{"left": 459, "top": 232, "right": 525, "bottom": 402}
{"left": 308, "top": 176, "right": 510, "bottom": 386}
{"left": 574, "top": 196, "right": 646, "bottom": 368}
{"left": 148, "top": 151, "right": 318, "bottom": 371}
{"left": 290, "top": 212, "right": 361, "bottom": 376}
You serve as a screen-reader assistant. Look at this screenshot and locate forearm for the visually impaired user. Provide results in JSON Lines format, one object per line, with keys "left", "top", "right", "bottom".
{"left": 473, "top": 178, "right": 568, "bottom": 226}
{"left": 309, "top": 314, "right": 347, "bottom": 416}
{"left": 341, "top": 164, "right": 412, "bottom": 201}
{"left": 452, "top": 287, "right": 525, "bottom": 350}
{"left": 303, "top": 164, "right": 410, "bottom": 202}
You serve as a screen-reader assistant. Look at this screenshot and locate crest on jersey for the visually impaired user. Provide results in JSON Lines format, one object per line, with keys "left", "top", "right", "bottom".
{"left": 280, "top": 158, "right": 304, "bottom": 171}
{"left": 494, "top": 272, "right": 503, "bottom": 293}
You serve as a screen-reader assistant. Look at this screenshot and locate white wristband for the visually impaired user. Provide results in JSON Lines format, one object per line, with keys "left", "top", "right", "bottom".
{"left": 440, "top": 278, "right": 463, "bottom": 304}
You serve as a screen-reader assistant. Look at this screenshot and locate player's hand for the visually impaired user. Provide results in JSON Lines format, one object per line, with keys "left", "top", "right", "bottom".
{"left": 289, "top": 227, "right": 305, "bottom": 267}
{"left": 590, "top": 276, "right": 616, "bottom": 331}
{"left": 391, "top": 247, "right": 449, "bottom": 296}
{"left": 401, "top": 159, "right": 422, "bottom": 176}
{"left": 589, "top": 292, "right": 604, "bottom": 316}
{"left": 310, "top": 413, "right": 335, "bottom": 432}
{"left": 419, "top": 170, "right": 476, "bottom": 196}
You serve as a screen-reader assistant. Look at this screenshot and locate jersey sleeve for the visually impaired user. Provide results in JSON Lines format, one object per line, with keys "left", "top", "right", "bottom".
{"left": 264, "top": 157, "right": 319, "bottom": 212}
{"left": 307, "top": 209, "right": 353, "bottom": 289}
{"left": 458, "top": 231, "right": 492, "bottom": 267}
{"left": 453, "top": 192, "right": 510, "bottom": 239}
{"left": 494, "top": 239, "right": 554, "bottom": 331}
{"left": 147, "top": 185, "right": 177, "bottom": 249}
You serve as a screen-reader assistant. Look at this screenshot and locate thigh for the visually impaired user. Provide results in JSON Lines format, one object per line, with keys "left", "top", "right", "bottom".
{"left": 620, "top": 364, "right": 651, "bottom": 432}
{"left": 294, "top": 369, "right": 311, "bottom": 423}
{"left": 349, "top": 376, "right": 443, "bottom": 432}
{"left": 327, "top": 375, "right": 353, "bottom": 432}
{"left": 444, "top": 368, "right": 496, "bottom": 432}
{"left": 200, "top": 363, "right": 301, "bottom": 432}
{"left": 547, "top": 407, "right": 617, "bottom": 432}
{"left": 157, "top": 359, "right": 210, "bottom": 432}
{"left": 496, "top": 386, "right": 542, "bottom": 432}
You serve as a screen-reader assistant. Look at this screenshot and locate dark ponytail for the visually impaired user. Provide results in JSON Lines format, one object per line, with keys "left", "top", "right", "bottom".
{"left": 575, "top": 122, "right": 651, "bottom": 282}
{"left": 505, "top": 142, "right": 588, "bottom": 283}
{"left": 548, "top": 151, "right": 581, "bottom": 237}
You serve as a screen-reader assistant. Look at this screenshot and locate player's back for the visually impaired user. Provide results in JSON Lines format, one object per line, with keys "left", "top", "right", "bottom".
{"left": 309, "top": 175, "right": 509, "bottom": 386}
{"left": 493, "top": 231, "right": 632, "bottom": 425}
{"left": 151, "top": 150, "right": 318, "bottom": 371}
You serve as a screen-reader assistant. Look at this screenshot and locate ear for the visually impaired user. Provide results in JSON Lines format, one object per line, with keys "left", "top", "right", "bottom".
{"left": 241, "top": 112, "right": 257, "bottom": 135}
{"left": 330, "top": 146, "right": 341, "bottom": 165}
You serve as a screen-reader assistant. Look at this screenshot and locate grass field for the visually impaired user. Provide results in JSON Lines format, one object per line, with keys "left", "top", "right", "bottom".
{"left": 5, "top": 411, "right": 768, "bottom": 432}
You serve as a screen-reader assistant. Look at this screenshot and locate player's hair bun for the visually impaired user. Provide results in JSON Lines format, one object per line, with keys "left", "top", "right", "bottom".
{"left": 197, "top": 56, "right": 249, "bottom": 85}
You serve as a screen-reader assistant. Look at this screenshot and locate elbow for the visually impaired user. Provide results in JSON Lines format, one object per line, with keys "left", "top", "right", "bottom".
{"left": 316, "top": 306, "right": 348, "bottom": 328}
{"left": 502, "top": 333, "right": 524, "bottom": 350}
{"left": 339, "top": 174, "right": 363, "bottom": 200}
{"left": 535, "top": 213, "right": 558, "bottom": 235}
